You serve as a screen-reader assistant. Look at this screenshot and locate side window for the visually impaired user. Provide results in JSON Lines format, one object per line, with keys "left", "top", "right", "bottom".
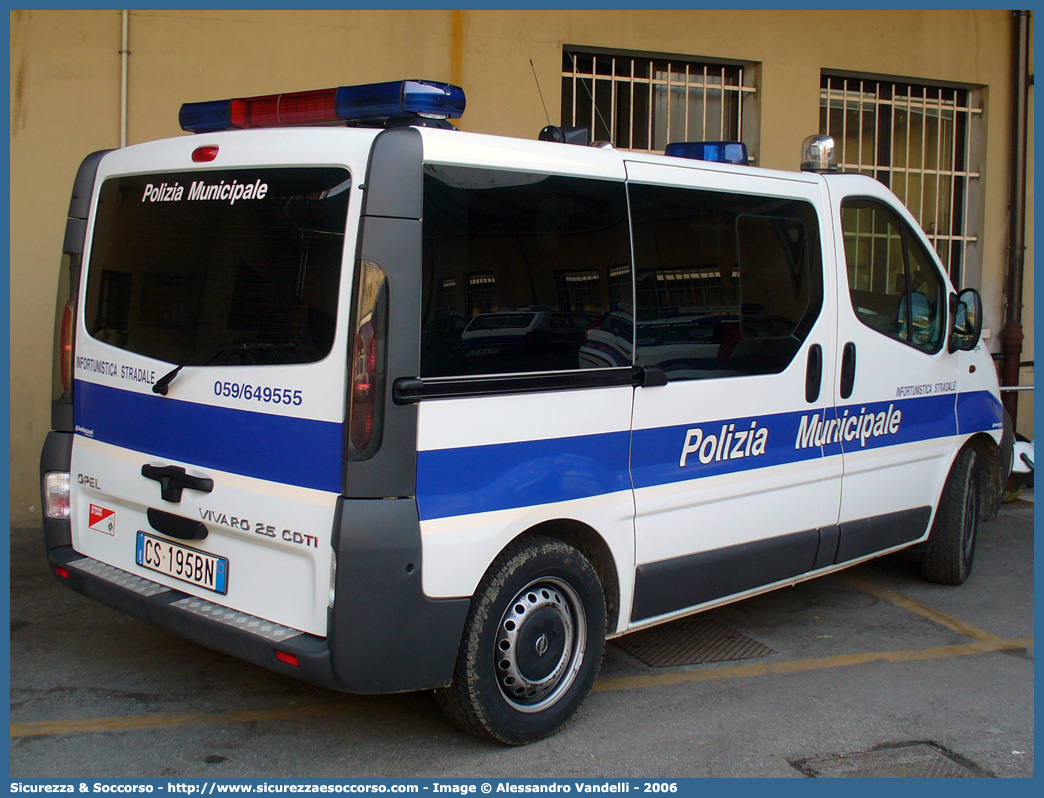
{"left": 841, "top": 198, "right": 945, "bottom": 353}
{"left": 421, "top": 166, "right": 633, "bottom": 377}
{"left": 630, "top": 183, "right": 823, "bottom": 380}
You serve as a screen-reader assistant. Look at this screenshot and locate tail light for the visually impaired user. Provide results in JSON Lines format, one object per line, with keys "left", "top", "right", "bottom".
{"left": 51, "top": 253, "right": 79, "bottom": 406}
{"left": 350, "top": 319, "right": 379, "bottom": 450}
{"left": 347, "top": 261, "right": 388, "bottom": 460}
{"left": 59, "top": 298, "right": 75, "bottom": 395}
{"left": 43, "top": 472, "right": 71, "bottom": 519}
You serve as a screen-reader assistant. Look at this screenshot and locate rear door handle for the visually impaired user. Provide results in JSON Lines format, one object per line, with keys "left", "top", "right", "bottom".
{"left": 840, "top": 342, "right": 857, "bottom": 400}
{"left": 147, "top": 508, "right": 208, "bottom": 540}
{"left": 141, "top": 464, "right": 214, "bottom": 503}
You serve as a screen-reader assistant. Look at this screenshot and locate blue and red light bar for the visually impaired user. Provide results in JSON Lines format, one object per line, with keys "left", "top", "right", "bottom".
{"left": 180, "top": 80, "right": 466, "bottom": 134}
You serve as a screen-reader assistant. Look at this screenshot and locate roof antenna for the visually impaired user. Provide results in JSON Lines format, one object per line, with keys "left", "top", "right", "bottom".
{"left": 569, "top": 54, "right": 613, "bottom": 146}
{"left": 530, "top": 59, "right": 551, "bottom": 126}
{"left": 532, "top": 56, "right": 594, "bottom": 147}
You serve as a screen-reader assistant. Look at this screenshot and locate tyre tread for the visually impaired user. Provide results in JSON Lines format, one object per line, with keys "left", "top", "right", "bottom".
{"left": 923, "top": 448, "right": 979, "bottom": 585}
{"left": 435, "top": 535, "right": 604, "bottom": 745}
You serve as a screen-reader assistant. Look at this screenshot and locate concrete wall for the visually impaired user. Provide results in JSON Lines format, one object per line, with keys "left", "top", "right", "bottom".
{"left": 9, "top": 9, "right": 1032, "bottom": 524}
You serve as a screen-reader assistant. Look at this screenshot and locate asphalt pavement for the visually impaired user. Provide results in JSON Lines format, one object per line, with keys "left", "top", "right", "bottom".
{"left": 8, "top": 495, "right": 1034, "bottom": 778}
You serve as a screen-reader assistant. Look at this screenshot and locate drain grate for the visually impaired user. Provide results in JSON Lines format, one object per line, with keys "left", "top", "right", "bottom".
{"left": 792, "top": 741, "right": 993, "bottom": 778}
{"left": 613, "top": 616, "right": 775, "bottom": 668}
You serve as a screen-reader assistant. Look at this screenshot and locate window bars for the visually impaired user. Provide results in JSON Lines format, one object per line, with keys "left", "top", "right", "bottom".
{"left": 820, "top": 74, "right": 982, "bottom": 284}
{"left": 562, "top": 49, "right": 755, "bottom": 156}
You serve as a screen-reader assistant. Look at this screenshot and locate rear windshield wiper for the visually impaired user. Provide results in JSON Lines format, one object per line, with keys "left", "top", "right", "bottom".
{"left": 152, "top": 342, "right": 298, "bottom": 395}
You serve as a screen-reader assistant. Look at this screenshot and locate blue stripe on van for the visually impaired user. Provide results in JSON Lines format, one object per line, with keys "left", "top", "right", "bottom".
{"left": 416, "top": 431, "right": 632, "bottom": 522}
{"left": 956, "top": 389, "right": 1005, "bottom": 435}
{"left": 74, "top": 380, "right": 342, "bottom": 493}
{"left": 418, "top": 392, "right": 968, "bottom": 521}
{"left": 630, "top": 393, "right": 958, "bottom": 491}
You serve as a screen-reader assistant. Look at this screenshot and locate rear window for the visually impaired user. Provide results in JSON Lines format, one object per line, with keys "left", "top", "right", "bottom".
{"left": 84, "top": 168, "right": 350, "bottom": 367}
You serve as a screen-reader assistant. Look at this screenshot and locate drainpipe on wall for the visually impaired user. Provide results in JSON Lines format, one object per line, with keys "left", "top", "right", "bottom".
{"left": 1000, "top": 9, "right": 1031, "bottom": 427}
{"left": 120, "top": 10, "right": 129, "bottom": 148}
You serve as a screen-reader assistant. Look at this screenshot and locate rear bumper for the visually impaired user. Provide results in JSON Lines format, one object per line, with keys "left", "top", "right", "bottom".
{"left": 48, "top": 546, "right": 340, "bottom": 688}
{"left": 40, "top": 432, "right": 471, "bottom": 694}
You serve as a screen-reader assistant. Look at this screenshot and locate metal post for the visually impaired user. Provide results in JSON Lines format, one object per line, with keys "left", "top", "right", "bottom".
{"left": 1000, "top": 10, "right": 1031, "bottom": 426}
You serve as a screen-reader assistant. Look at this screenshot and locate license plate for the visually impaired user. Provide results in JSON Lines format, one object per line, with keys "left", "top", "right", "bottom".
{"left": 135, "top": 531, "right": 228, "bottom": 594}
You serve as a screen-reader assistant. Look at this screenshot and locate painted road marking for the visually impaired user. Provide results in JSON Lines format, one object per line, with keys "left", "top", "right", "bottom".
{"left": 11, "top": 635, "right": 1033, "bottom": 738}
{"left": 841, "top": 575, "right": 1006, "bottom": 643}
{"left": 10, "top": 578, "right": 1032, "bottom": 739}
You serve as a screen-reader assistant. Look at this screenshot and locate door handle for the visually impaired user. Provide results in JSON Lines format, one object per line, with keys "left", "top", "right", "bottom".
{"left": 805, "top": 344, "right": 823, "bottom": 403}
{"left": 840, "top": 342, "right": 857, "bottom": 399}
{"left": 141, "top": 464, "right": 214, "bottom": 503}
{"left": 147, "top": 508, "right": 208, "bottom": 540}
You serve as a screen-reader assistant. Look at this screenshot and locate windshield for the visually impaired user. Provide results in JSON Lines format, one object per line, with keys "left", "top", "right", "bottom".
{"left": 83, "top": 167, "right": 350, "bottom": 367}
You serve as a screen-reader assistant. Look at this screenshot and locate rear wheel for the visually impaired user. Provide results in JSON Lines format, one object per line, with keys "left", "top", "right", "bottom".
{"left": 923, "top": 448, "right": 980, "bottom": 585}
{"left": 436, "top": 536, "right": 605, "bottom": 745}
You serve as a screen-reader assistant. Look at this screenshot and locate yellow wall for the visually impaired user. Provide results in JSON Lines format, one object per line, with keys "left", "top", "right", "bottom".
{"left": 9, "top": 9, "right": 1032, "bottom": 524}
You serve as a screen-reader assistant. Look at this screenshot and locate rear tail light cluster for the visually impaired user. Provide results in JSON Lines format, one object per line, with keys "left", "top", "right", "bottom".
{"left": 51, "top": 253, "right": 79, "bottom": 406}
{"left": 347, "top": 261, "right": 389, "bottom": 460}
{"left": 43, "top": 472, "right": 71, "bottom": 520}
{"left": 59, "top": 298, "right": 75, "bottom": 396}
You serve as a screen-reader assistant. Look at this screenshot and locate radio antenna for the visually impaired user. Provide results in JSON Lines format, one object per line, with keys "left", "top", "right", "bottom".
{"left": 569, "top": 54, "right": 613, "bottom": 146}
{"left": 530, "top": 59, "right": 551, "bottom": 126}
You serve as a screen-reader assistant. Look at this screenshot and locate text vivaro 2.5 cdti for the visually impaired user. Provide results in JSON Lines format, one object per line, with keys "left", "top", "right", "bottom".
{"left": 41, "top": 80, "right": 1012, "bottom": 744}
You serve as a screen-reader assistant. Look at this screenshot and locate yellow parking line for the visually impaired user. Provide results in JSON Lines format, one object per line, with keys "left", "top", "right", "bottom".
{"left": 10, "top": 697, "right": 386, "bottom": 739}
{"left": 593, "top": 636, "right": 1033, "bottom": 692}
{"left": 840, "top": 575, "right": 1005, "bottom": 643}
{"left": 11, "top": 636, "right": 1032, "bottom": 738}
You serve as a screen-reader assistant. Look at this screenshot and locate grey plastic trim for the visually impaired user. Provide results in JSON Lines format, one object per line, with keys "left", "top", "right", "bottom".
{"left": 39, "top": 431, "right": 73, "bottom": 552}
{"left": 67, "top": 150, "right": 112, "bottom": 240}
{"left": 631, "top": 528, "right": 821, "bottom": 622}
{"left": 48, "top": 546, "right": 337, "bottom": 689}
{"left": 328, "top": 496, "right": 470, "bottom": 693}
{"left": 344, "top": 128, "right": 425, "bottom": 499}
{"left": 360, "top": 128, "right": 423, "bottom": 220}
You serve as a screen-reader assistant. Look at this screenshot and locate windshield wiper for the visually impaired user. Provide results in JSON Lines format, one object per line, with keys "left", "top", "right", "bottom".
{"left": 152, "top": 342, "right": 297, "bottom": 396}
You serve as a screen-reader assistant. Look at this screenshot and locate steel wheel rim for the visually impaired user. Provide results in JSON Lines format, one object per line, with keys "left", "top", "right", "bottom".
{"left": 494, "top": 576, "right": 587, "bottom": 713}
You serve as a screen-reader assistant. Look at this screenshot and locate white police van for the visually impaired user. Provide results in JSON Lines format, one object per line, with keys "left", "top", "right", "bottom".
{"left": 41, "top": 80, "right": 1011, "bottom": 745}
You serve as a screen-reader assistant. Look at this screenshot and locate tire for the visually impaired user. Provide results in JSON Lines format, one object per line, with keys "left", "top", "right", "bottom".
{"left": 923, "top": 448, "right": 981, "bottom": 585}
{"left": 435, "top": 535, "right": 606, "bottom": 745}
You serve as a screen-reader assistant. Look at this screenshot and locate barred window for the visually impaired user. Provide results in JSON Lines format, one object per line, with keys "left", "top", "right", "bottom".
{"left": 562, "top": 48, "right": 757, "bottom": 157}
{"left": 820, "top": 74, "right": 983, "bottom": 285}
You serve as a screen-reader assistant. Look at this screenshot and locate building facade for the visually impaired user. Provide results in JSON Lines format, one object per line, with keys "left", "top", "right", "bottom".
{"left": 9, "top": 9, "right": 1033, "bottom": 525}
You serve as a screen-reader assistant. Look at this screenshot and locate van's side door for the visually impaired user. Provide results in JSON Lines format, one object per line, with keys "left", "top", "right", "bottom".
{"left": 826, "top": 177, "right": 960, "bottom": 560}
{"left": 625, "top": 161, "right": 842, "bottom": 625}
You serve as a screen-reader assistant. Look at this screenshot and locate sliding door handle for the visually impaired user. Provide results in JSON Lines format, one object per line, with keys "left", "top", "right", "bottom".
{"left": 840, "top": 342, "right": 857, "bottom": 399}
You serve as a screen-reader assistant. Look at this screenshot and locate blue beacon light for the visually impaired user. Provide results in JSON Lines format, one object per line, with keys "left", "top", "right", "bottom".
{"left": 664, "top": 141, "right": 749, "bottom": 166}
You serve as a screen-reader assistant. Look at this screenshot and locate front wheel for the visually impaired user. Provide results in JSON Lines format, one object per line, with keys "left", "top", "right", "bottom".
{"left": 923, "top": 448, "right": 981, "bottom": 585}
{"left": 436, "top": 536, "right": 606, "bottom": 745}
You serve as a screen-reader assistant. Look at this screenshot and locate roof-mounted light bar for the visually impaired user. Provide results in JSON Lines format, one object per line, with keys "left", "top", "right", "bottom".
{"left": 664, "top": 141, "right": 749, "bottom": 166}
{"left": 179, "top": 79, "right": 466, "bottom": 134}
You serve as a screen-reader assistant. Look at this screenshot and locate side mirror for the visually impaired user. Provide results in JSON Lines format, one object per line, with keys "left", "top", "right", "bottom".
{"left": 949, "top": 287, "right": 983, "bottom": 353}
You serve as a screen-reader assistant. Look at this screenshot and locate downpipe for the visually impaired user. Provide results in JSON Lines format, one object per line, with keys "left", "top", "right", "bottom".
{"left": 1000, "top": 10, "right": 1031, "bottom": 426}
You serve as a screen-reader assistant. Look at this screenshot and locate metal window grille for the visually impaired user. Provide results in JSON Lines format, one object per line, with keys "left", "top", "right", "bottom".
{"left": 466, "top": 273, "right": 496, "bottom": 316}
{"left": 554, "top": 270, "right": 602, "bottom": 312}
{"left": 563, "top": 49, "right": 756, "bottom": 155}
{"left": 645, "top": 267, "right": 737, "bottom": 314}
{"left": 820, "top": 75, "right": 982, "bottom": 284}
{"left": 435, "top": 277, "right": 456, "bottom": 318}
